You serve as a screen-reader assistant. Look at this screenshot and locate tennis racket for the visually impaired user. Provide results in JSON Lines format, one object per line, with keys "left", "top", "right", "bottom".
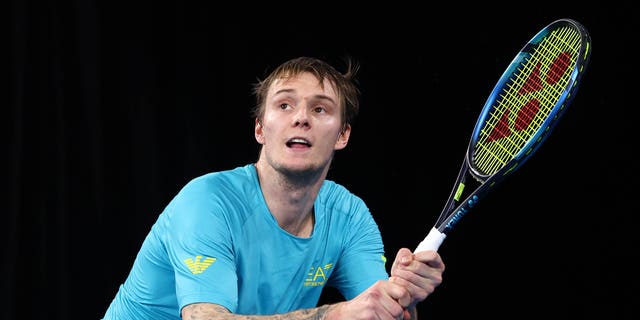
{"left": 414, "top": 18, "right": 592, "bottom": 253}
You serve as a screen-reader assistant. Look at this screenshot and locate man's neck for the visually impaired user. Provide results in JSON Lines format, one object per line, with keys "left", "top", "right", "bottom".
{"left": 254, "top": 160, "right": 327, "bottom": 237}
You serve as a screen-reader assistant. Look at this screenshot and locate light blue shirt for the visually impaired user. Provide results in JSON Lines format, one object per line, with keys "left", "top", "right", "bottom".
{"left": 102, "top": 164, "right": 388, "bottom": 319}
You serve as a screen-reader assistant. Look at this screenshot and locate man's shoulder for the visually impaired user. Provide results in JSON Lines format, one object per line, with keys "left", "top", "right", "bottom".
{"left": 173, "top": 164, "right": 257, "bottom": 200}
{"left": 189, "top": 163, "right": 255, "bottom": 184}
{"left": 319, "top": 179, "right": 367, "bottom": 211}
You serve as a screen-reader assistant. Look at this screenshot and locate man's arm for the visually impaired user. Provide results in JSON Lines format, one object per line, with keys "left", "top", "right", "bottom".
{"left": 181, "top": 303, "right": 333, "bottom": 320}
{"left": 182, "top": 278, "right": 412, "bottom": 320}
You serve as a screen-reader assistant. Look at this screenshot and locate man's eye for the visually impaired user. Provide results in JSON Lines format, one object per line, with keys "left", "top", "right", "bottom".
{"left": 313, "top": 106, "right": 326, "bottom": 113}
{"left": 279, "top": 103, "right": 290, "bottom": 110}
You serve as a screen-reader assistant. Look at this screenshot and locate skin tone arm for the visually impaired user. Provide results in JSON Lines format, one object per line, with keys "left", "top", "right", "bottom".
{"left": 182, "top": 278, "right": 409, "bottom": 320}
{"left": 182, "top": 303, "right": 334, "bottom": 320}
{"left": 181, "top": 249, "right": 444, "bottom": 320}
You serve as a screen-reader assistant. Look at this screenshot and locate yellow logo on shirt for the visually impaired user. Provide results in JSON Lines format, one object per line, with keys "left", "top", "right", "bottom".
{"left": 304, "top": 263, "right": 333, "bottom": 287}
{"left": 184, "top": 256, "right": 216, "bottom": 274}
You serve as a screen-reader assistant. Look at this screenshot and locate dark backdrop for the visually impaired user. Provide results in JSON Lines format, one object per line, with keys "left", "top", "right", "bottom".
{"left": 6, "top": 1, "right": 638, "bottom": 319}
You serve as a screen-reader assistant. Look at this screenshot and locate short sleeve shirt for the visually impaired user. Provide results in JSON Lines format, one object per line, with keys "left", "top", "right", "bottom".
{"left": 102, "top": 164, "right": 388, "bottom": 319}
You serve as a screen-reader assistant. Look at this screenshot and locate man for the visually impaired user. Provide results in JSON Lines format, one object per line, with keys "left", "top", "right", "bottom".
{"left": 102, "top": 56, "right": 445, "bottom": 320}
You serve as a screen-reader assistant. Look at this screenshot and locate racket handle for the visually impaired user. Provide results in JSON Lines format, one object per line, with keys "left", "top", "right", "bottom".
{"left": 414, "top": 227, "right": 446, "bottom": 253}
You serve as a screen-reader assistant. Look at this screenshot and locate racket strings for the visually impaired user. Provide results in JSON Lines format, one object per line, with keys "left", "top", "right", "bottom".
{"left": 472, "top": 24, "right": 583, "bottom": 175}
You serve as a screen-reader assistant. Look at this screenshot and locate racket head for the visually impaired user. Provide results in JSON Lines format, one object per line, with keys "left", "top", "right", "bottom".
{"left": 468, "top": 18, "right": 591, "bottom": 181}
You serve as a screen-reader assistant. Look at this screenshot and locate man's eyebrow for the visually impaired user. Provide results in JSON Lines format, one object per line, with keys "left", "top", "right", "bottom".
{"left": 273, "top": 88, "right": 295, "bottom": 96}
{"left": 272, "top": 89, "right": 337, "bottom": 105}
{"left": 310, "top": 94, "right": 336, "bottom": 105}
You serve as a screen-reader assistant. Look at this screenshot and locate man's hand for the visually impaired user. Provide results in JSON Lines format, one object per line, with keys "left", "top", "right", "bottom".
{"left": 389, "top": 248, "right": 445, "bottom": 308}
{"left": 327, "top": 280, "right": 411, "bottom": 320}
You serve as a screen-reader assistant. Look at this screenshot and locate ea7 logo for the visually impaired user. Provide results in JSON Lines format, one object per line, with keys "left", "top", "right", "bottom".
{"left": 304, "top": 263, "right": 333, "bottom": 287}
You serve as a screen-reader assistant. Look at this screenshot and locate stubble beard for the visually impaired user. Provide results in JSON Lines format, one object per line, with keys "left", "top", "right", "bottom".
{"left": 265, "top": 152, "right": 333, "bottom": 189}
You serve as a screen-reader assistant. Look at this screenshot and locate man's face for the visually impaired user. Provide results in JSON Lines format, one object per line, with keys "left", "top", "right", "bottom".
{"left": 255, "top": 72, "right": 350, "bottom": 175}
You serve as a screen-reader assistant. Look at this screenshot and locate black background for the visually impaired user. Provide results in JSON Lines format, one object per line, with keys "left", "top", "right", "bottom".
{"left": 6, "top": 1, "right": 638, "bottom": 319}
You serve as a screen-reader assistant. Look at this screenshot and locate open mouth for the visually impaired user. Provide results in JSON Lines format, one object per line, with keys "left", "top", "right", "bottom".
{"left": 286, "top": 137, "right": 311, "bottom": 148}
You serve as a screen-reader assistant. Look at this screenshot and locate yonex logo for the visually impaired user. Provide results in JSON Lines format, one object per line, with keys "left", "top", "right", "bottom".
{"left": 488, "top": 50, "right": 572, "bottom": 142}
{"left": 184, "top": 256, "right": 216, "bottom": 274}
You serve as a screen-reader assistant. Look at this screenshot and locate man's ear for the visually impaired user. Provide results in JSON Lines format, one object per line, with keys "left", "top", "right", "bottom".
{"left": 254, "top": 118, "right": 265, "bottom": 145}
{"left": 334, "top": 124, "right": 351, "bottom": 150}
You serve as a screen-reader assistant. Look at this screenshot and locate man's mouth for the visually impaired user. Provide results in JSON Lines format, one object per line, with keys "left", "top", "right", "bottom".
{"left": 286, "top": 138, "right": 311, "bottom": 148}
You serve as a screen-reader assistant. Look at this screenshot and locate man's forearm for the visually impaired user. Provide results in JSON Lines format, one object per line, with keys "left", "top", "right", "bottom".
{"left": 182, "top": 302, "right": 334, "bottom": 320}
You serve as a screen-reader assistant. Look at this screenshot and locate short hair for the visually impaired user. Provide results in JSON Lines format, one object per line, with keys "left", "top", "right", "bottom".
{"left": 251, "top": 56, "right": 361, "bottom": 130}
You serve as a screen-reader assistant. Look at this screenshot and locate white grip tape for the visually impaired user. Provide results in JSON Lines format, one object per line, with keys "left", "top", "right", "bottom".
{"left": 414, "top": 227, "right": 446, "bottom": 253}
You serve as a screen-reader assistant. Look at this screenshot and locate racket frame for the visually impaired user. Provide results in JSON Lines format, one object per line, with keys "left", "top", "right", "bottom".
{"left": 415, "top": 18, "right": 591, "bottom": 253}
